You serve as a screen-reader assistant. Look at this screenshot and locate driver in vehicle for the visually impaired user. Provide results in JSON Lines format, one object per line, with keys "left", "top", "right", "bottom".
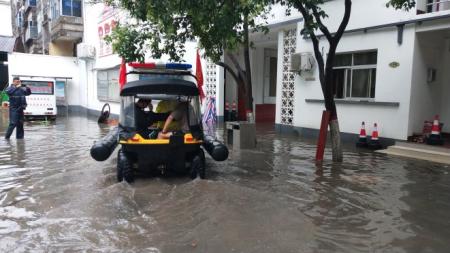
{"left": 135, "top": 98, "right": 154, "bottom": 136}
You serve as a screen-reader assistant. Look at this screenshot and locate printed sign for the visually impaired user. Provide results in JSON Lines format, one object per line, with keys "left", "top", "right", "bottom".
{"left": 98, "top": 5, "right": 118, "bottom": 57}
{"left": 55, "top": 81, "right": 66, "bottom": 105}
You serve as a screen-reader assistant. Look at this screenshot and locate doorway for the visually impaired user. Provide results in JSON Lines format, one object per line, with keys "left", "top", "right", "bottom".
{"left": 256, "top": 49, "right": 277, "bottom": 122}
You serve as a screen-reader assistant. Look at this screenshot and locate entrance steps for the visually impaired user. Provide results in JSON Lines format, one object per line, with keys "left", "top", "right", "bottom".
{"left": 377, "top": 141, "right": 450, "bottom": 165}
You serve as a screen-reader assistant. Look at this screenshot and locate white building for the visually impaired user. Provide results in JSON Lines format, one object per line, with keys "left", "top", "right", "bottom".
{"left": 0, "top": 0, "right": 14, "bottom": 87}
{"left": 214, "top": 0, "right": 450, "bottom": 143}
{"left": 72, "top": 1, "right": 450, "bottom": 143}
{"left": 0, "top": 0, "right": 13, "bottom": 37}
{"left": 75, "top": 3, "right": 214, "bottom": 118}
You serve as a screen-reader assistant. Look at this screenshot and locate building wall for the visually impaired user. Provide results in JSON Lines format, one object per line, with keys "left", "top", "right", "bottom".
{"left": 293, "top": 25, "right": 416, "bottom": 140}
{"left": 7, "top": 53, "right": 79, "bottom": 105}
{"left": 252, "top": 47, "right": 265, "bottom": 105}
{"left": 317, "top": 0, "right": 414, "bottom": 32}
{"left": 439, "top": 39, "right": 450, "bottom": 132}
{"left": 49, "top": 41, "right": 74, "bottom": 56}
{"left": 0, "top": 0, "right": 12, "bottom": 36}
{"left": 79, "top": 3, "right": 203, "bottom": 116}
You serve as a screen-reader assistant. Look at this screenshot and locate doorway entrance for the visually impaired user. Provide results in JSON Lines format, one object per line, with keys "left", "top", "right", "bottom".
{"left": 256, "top": 48, "right": 277, "bottom": 122}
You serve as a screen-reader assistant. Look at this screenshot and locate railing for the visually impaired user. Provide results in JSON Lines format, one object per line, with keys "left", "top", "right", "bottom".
{"left": 425, "top": 0, "right": 450, "bottom": 13}
{"left": 25, "top": 25, "right": 38, "bottom": 42}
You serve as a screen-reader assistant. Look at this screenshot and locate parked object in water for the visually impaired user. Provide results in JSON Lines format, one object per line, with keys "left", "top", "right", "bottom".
{"left": 356, "top": 121, "right": 369, "bottom": 148}
{"left": 368, "top": 123, "right": 383, "bottom": 150}
{"left": 98, "top": 103, "right": 111, "bottom": 124}
{"left": 426, "top": 115, "right": 444, "bottom": 145}
{"left": 20, "top": 78, "right": 58, "bottom": 120}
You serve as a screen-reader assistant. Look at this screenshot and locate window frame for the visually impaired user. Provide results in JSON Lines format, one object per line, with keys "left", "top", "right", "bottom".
{"left": 59, "top": 0, "right": 82, "bottom": 18}
{"left": 332, "top": 50, "right": 377, "bottom": 100}
{"left": 97, "top": 68, "right": 120, "bottom": 102}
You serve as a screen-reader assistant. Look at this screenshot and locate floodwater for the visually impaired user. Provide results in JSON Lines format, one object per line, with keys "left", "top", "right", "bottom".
{"left": 0, "top": 112, "right": 449, "bottom": 253}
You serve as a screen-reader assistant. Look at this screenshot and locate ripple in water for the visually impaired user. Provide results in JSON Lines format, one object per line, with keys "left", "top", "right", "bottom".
{"left": 0, "top": 114, "right": 449, "bottom": 252}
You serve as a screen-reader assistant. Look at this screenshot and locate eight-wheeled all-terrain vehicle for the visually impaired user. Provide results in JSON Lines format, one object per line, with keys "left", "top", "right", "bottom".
{"left": 90, "top": 62, "right": 228, "bottom": 183}
{"left": 119, "top": 62, "right": 209, "bottom": 182}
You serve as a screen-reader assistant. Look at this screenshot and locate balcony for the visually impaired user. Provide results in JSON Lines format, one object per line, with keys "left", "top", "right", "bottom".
{"left": 25, "top": 25, "right": 38, "bottom": 42}
{"left": 417, "top": 0, "right": 450, "bottom": 14}
{"left": 50, "top": 15, "right": 83, "bottom": 42}
{"left": 24, "top": 0, "right": 37, "bottom": 13}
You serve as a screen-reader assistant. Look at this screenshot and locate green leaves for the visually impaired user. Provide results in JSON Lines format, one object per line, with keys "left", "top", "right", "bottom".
{"left": 106, "top": 0, "right": 273, "bottom": 62}
{"left": 386, "top": 0, "right": 416, "bottom": 10}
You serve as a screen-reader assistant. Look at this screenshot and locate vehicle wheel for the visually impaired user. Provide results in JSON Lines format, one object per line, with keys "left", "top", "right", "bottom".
{"left": 117, "top": 149, "right": 134, "bottom": 183}
{"left": 190, "top": 149, "right": 206, "bottom": 179}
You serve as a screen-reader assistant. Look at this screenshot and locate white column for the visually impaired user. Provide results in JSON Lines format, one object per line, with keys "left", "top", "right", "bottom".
{"left": 216, "top": 55, "right": 225, "bottom": 119}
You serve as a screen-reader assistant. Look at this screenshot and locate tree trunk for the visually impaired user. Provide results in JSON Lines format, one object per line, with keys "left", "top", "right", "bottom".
{"left": 324, "top": 62, "right": 343, "bottom": 162}
{"left": 243, "top": 14, "right": 253, "bottom": 114}
{"left": 329, "top": 119, "right": 343, "bottom": 162}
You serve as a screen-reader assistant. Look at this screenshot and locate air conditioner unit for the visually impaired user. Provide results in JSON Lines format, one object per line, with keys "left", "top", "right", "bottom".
{"left": 290, "top": 52, "right": 315, "bottom": 73}
{"left": 77, "top": 43, "right": 96, "bottom": 59}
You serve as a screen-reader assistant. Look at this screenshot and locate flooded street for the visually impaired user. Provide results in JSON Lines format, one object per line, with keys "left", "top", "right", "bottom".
{"left": 0, "top": 112, "right": 449, "bottom": 252}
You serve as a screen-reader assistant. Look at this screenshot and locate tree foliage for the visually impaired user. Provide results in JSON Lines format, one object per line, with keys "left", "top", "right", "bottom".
{"left": 105, "top": 0, "right": 273, "bottom": 63}
{"left": 387, "top": 0, "right": 416, "bottom": 10}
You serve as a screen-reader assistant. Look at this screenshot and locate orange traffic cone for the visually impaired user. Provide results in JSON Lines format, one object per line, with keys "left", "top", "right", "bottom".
{"left": 356, "top": 121, "right": 368, "bottom": 147}
{"left": 368, "top": 123, "right": 383, "bottom": 150}
{"left": 427, "top": 115, "right": 444, "bottom": 145}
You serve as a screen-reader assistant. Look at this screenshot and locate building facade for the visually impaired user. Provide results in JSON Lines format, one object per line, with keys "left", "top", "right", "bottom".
{"left": 290, "top": 0, "right": 450, "bottom": 141}
{"left": 0, "top": 0, "right": 13, "bottom": 88}
{"left": 215, "top": 0, "right": 450, "bottom": 142}
{"left": 74, "top": 3, "right": 209, "bottom": 117}
{"left": 11, "top": 0, "right": 83, "bottom": 56}
{"left": 8, "top": 0, "right": 449, "bottom": 144}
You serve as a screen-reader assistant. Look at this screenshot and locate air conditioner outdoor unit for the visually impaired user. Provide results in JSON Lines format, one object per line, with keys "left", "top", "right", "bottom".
{"left": 290, "top": 52, "right": 315, "bottom": 73}
{"left": 77, "top": 43, "right": 96, "bottom": 59}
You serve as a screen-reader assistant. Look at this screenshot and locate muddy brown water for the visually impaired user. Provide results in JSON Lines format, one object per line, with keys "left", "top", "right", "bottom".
{"left": 0, "top": 112, "right": 449, "bottom": 252}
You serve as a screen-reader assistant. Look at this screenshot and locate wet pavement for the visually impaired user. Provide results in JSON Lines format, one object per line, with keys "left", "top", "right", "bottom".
{"left": 0, "top": 111, "right": 449, "bottom": 252}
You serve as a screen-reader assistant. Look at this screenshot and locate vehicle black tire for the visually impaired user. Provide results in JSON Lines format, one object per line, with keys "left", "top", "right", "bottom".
{"left": 117, "top": 149, "right": 134, "bottom": 183}
{"left": 190, "top": 149, "right": 206, "bottom": 179}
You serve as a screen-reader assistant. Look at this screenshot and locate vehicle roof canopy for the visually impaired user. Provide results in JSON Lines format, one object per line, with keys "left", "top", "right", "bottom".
{"left": 120, "top": 74, "right": 199, "bottom": 96}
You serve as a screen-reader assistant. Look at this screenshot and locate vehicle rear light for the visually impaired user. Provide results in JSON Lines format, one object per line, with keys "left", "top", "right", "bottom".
{"left": 185, "top": 137, "right": 194, "bottom": 142}
{"left": 128, "top": 62, "right": 156, "bottom": 69}
{"left": 128, "top": 62, "right": 192, "bottom": 70}
{"left": 130, "top": 136, "right": 139, "bottom": 142}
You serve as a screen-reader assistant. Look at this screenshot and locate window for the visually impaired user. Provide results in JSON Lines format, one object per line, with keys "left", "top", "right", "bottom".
{"left": 51, "top": 0, "right": 59, "bottom": 20}
{"left": 332, "top": 51, "right": 377, "bottom": 99}
{"left": 97, "top": 69, "right": 120, "bottom": 102}
{"left": 61, "top": 0, "right": 82, "bottom": 17}
{"left": 16, "top": 11, "right": 23, "bottom": 28}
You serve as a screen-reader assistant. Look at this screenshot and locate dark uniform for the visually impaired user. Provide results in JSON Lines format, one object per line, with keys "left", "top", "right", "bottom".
{"left": 5, "top": 84, "right": 31, "bottom": 139}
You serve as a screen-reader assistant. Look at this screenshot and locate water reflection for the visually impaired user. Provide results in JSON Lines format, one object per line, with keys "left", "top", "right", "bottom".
{"left": 0, "top": 113, "right": 448, "bottom": 252}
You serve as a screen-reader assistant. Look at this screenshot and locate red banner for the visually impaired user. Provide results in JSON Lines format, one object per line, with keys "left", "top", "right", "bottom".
{"left": 196, "top": 50, "right": 205, "bottom": 103}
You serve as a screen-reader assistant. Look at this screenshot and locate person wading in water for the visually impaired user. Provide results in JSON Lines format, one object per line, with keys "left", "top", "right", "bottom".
{"left": 5, "top": 77, "right": 31, "bottom": 140}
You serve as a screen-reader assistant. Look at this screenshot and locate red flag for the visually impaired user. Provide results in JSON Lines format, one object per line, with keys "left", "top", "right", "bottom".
{"left": 119, "top": 58, "right": 127, "bottom": 90}
{"left": 196, "top": 50, "right": 205, "bottom": 103}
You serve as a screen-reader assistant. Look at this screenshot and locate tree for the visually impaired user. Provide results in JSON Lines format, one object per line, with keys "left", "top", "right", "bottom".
{"left": 279, "top": 0, "right": 415, "bottom": 162}
{"left": 105, "top": 0, "right": 274, "bottom": 117}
